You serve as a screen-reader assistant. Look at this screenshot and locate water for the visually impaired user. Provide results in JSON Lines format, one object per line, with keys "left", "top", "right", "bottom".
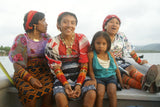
{"left": 137, "top": 53, "right": 160, "bottom": 65}
{"left": 0, "top": 53, "right": 160, "bottom": 78}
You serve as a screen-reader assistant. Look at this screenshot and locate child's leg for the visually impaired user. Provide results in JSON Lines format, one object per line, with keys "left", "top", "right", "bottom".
{"left": 83, "top": 89, "right": 96, "bottom": 107}
{"left": 125, "top": 65, "right": 144, "bottom": 83}
{"left": 24, "top": 99, "right": 36, "bottom": 107}
{"left": 107, "top": 83, "right": 117, "bottom": 107}
{"left": 54, "top": 93, "right": 68, "bottom": 107}
{"left": 41, "top": 93, "right": 53, "bottom": 107}
{"left": 96, "top": 83, "right": 105, "bottom": 107}
{"left": 122, "top": 74, "right": 142, "bottom": 89}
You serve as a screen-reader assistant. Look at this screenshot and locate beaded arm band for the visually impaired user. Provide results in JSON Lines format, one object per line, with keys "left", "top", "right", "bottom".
{"left": 15, "top": 64, "right": 33, "bottom": 82}
{"left": 76, "top": 65, "right": 88, "bottom": 86}
{"left": 54, "top": 68, "right": 69, "bottom": 86}
{"left": 18, "top": 69, "right": 33, "bottom": 82}
{"left": 131, "top": 53, "right": 142, "bottom": 64}
{"left": 14, "top": 64, "right": 33, "bottom": 82}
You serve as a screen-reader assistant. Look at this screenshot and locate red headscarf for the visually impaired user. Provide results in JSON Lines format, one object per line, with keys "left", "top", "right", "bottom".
{"left": 25, "top": 10, "right": 37, "bottom": 30}
{"left": 102, "top": 15, "right": 121, "bottom": 31}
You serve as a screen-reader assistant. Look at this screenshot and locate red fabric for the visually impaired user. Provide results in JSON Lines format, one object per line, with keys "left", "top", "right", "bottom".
{"left": 102, "top": 15, "right": 121, "bottom": 31}
{"left": 58, "top": 36, "right": 79, "bottom": 56}
{"left": 129, "top": 70, "right": 144, "bottom": 83}
{"left": 76, "top": 33, "right": 89, "bottom": 63}
{"left": 58, "top": 33, "right": 89, "bottom": 63}
{"left": 122, "top": 74, "right": 142, "bottom": 89}
{"left": 25, "top": 10, "right": 37, "bottom": 30}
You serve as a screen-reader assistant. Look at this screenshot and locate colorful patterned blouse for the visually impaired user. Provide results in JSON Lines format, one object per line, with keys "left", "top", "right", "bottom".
{"left": 8, "top": 33, "right": 50, "bottom": 81}
{"left": 45, "top": 33, "right": 90, "bottom": 66}
{"left": 45, "top": 33, "right": 90, "bottom": 86}
{"left": 9, "top": 33, "right": 50, "bottom": 67}
{"left": 110, "top": 32, "right": 134, "bottom": 58}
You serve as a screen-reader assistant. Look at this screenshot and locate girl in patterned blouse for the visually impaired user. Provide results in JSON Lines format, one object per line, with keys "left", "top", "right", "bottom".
{"left": 45, "top": 12, "right": 96, "bottom": 107}
{"left": 9, "top": 10, "right": 54, "bottom": 107}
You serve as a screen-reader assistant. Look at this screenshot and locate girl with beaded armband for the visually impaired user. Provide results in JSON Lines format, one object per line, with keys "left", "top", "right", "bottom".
{"left": 8, "top": 10, "right": 54, "bottom": 107}
{"left": 45, "top": 12, "right": 96, "bottom": 107}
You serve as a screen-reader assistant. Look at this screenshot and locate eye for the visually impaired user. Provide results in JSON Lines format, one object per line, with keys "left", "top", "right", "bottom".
{"left": 63, "top": 20, "right": 67, "bottom": 24}
{"left": 71, "top": 21, "right": 76, "bottom": 25}
{"left": 61, "top": 19, "right": 68, "bottom": 24}
{"left": 109, "top": 21, "right": 114, "bottom": 23}
{"left": 103, "top": 43, "right": 106, "bottom": 45}
{"left": 96, "top": 42, "right": 100, "bottom": 45}
{"left": 116, "top": 21, "right": 119, "bottom": 25}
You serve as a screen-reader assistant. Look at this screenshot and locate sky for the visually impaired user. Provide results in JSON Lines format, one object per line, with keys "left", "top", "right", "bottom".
{"left": 0, "top": 0, "right": 160, "bottom": 47}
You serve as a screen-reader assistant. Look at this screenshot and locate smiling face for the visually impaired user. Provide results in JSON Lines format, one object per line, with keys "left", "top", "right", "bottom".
{"left": 36, "top": 18, "right": 48, "bottom": 33}
{"left": 105, "top": 18, "right": 120, "bottom": 36}
{"left": 94, "top": 36, "right": 108, "bottom": 54}
{"left": 58, "top": 15, "right": 77, "bottom": 36}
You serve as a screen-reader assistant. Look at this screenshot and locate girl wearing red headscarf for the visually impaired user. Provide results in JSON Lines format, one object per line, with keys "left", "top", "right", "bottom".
{"left": 102, "top": 15, "right": 160, "bottom": 93}
{"left": 45, "top": 12, "right": 96, "bottom": 107}
{"left": 9, "top": 10, "right": 54, "bottom": 107}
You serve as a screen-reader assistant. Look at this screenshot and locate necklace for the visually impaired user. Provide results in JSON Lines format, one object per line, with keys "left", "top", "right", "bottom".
{"left": 27, "top": 33, "right": 42, "bottom": 42}
{"left": 60, "top": 34, "right": 75, "bottom": 55}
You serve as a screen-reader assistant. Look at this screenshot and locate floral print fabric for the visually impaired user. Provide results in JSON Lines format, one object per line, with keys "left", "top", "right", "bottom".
{"left": 9, "top": 33, "right": 50, "bottom": 68}
{"left": 110, "top": 32, "right": 134, "bottom": 58}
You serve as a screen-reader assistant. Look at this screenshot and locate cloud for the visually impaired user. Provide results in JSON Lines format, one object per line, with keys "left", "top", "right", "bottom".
{"left": 0, "top": 0, "right": 160, "bottom": 46}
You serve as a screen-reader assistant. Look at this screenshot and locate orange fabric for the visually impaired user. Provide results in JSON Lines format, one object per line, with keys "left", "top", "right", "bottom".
{"left": 131, "top": 53, "right": 142, "bottom": 64}
{"left": 16, "top": 64, "right": 33, "bottom": 82}
{"left": 129, "top": 69, "right": 144, "bottom": 83}
{"left": 13, "top": 57, "right": 54, "bottom": 104}
{"left": 54, "top": 69, "right": 68, "bottom": 86}
{"left": 122, "top": 74, "right": 142, "bottom": 89}
{"left": 76, "top": 65, "right": 88, "bottom": 85}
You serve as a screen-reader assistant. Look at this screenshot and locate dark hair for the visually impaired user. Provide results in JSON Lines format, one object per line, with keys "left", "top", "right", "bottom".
{"left": 23, "top": 11, "right": 45, "bottom": 32}
{"left": 91, "top": 31, "right": 111, "bottom": 52}
{"left": 57, "top": 12, "right": 78, "bottom": 25}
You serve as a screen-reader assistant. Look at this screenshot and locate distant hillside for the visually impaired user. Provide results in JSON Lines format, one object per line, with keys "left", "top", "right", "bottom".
{"left": 135, "top": 43, "right": 160, "bottom": 53}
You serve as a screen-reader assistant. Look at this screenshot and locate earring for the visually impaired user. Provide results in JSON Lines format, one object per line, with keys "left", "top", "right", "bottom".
{"left": 104, "top": 26, "right": 107, "bottom": 30}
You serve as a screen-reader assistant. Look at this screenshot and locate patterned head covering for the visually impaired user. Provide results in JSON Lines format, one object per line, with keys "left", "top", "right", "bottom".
{"left": 102, "top": 15, "right": 121, "bottom": 31}
{"left": 25, "top": 10, "right": 37, "bottom": 30}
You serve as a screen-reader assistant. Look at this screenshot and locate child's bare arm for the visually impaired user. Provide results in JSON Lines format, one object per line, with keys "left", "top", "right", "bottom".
{"left": 88, "top": 51, "right": 96, "bottom": 80}
{"left": 85, "top": 51, "right": 97, "bottom": 87}
{"left": 110, "top": 51, "right": 124, "bottom": 89}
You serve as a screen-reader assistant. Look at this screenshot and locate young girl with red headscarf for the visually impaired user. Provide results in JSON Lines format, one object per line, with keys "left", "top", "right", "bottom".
{"left": 9, "top": 10, "right": 54, "bottom": 107}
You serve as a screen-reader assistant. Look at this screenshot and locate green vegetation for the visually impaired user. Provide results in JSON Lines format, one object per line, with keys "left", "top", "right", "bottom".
{"left": 0, "top": 46, "right": 11, "bottom": 56}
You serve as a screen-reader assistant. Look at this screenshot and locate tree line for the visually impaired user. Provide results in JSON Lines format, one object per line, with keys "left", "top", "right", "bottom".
{"left": 0, "top": 45, "right": 11, "bottom": 56}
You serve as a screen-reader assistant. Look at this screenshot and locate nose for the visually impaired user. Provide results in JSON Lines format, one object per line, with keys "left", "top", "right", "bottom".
{"left": 112, "top": 22, "right": 116, "bottom": 26}
{"left": 67, "top": 22, "right": 72, "bottom": 27}
{"left": 44, "top": 21, "right": 48, "bottom": 27}
{"left": 99, "top": 44, "right": 103, "bottom": 48}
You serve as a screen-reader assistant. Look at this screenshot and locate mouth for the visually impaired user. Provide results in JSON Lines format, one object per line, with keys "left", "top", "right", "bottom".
{"left": 111, "top": 27, "right": 116, "bottom": 30}
{"left": 66, "top": 29, "right": 72, "bottom": 32}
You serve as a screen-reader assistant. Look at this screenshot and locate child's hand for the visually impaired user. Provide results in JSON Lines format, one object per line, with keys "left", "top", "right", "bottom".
{"left": 73, "top": 85, "right": 81, "bottom": 98}
{"left": 140, "top": 60, "right": 148, "bottom": 65}
{"left": 30, "top": 78, "right": 43, "bottom": 89}
{"left": 65, "top": 84, "right": 74, "bottom": 98}
{"left": 84, "top": 79, "right": 97, "bottom": 88}
{"left": 124, "top": 84, "right": 130, "bottom": 89}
